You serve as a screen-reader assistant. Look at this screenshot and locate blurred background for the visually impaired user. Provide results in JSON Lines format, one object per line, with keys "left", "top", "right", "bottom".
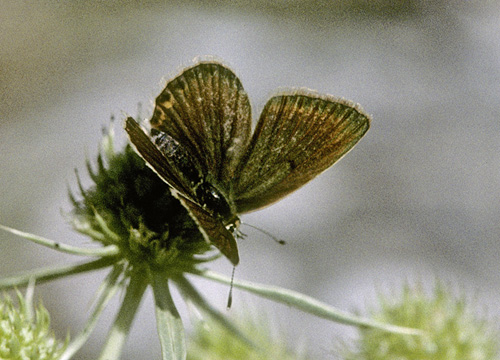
{"left": 1, "top": 1, "right": 499, "bottom": 358}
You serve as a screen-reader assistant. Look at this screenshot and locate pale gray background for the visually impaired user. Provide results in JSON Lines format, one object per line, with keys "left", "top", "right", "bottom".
{"left": 1, "top": 1, "right": 499, "bottom": 359}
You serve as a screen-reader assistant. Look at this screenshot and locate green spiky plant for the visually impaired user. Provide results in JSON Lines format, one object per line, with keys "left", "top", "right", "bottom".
{"left": 1, "top": 121, "right": 496, "bottom": 359}
{"left": 0, "top": 283, "right": 68, "bottom": 360}
{"left": 341, "top": 282, "right": 499, "bottom": 360}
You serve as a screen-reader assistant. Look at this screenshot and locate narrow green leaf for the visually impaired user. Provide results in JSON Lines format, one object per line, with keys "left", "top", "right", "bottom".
{"left": 151, "top": 270, "right": 186, "bottom": 360}
{"left": 92, "top": 210, "right": 121, "bottom": 243}
{"left": 192, "top": 269, "right": 423, "bottom": 337}
{"left": 61, "top": 263, "right": 125, "bottom": 360}
{"left": 99, "top": 271, "right": 148, "bottom": 360}
{"left": 0, "top": 257, "right": 117, "bottom": 290}
{"left": 0, "top": 224, "right": 120, "bottom": 257}
{"left": 173, "top": 275, "right": 256, "bottom": 349}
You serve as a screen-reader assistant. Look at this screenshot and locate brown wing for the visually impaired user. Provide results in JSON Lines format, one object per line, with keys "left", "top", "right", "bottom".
{"left": 233, "top": 91, "right": 370, "bottom": 213}
{"left": 125, "top": 117, "right": 239, "bottom": 265}
{"left": 178, "top": 196, "right": 239, "bottom": 266}
{"left": 125, "top": 117, "right": 197, "bottom": 200}
{"left": 150, "top": 62, "right": 252, "bottom": 187}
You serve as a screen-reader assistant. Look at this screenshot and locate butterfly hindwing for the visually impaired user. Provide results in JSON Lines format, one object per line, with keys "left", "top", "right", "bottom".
{"left": 233, "top": 92, "right": 370, "bottom": 213}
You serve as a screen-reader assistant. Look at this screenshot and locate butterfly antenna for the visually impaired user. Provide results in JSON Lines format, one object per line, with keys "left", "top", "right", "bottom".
{"left": 136, "top": 102, "right": 143, "bottom": 120}
{"left": 227, "top": 266, "right": 236, "bottom": 309}
{"left": 242, "top": 222, "right": 286, "bottom": 245}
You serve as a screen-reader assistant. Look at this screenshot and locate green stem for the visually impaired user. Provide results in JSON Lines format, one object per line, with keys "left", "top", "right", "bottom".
{"left": 99, "top": 270, "right": 148, "bottom": 360}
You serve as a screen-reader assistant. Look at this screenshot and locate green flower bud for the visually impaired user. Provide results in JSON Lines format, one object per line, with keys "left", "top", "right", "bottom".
{"left": 187, "top": 313, "right": 309, "bottom": 360}
{"left": 0, "top": 291, "right": 67, "bottom": 360}
{"left": 342, "top": 283, "right": 499, "bottom": 360}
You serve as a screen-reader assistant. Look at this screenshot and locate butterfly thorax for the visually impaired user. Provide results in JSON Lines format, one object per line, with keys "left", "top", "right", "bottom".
{"left": 195, "top": 180, "right": 239, "bottom": 230}
{"left": 151, "top": 129, "right": 239, "bottom": 231}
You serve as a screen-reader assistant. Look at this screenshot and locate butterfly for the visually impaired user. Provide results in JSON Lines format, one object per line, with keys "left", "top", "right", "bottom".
{"left": 125, "top": 61, "right": 370, "bottom": 266}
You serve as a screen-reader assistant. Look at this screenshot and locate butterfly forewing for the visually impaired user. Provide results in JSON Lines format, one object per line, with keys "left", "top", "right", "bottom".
{"left": 233, "top": 92, "right": 370, "bottom": 213}
{"left": 125, "top": 117, "right": 240, "bottom": 265}
{"left": 125, "top": 117, "right": 197, "bottom": 200}
{"left": 178, "top": 196, "right": 239, "bottom": 265}
{"left": 150, "top": 62, "right": 252, "bottom": 186}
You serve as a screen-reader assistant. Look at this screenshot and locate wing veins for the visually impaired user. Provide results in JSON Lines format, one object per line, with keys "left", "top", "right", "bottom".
{"left": 233, "top": 94, "right": 370, "bottom": 212}
{"left": 125, "top": 117, "right": 197, "bottom": 201}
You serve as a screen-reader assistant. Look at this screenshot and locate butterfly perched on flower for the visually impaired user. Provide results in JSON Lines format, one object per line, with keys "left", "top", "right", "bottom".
{"left": 125, "top": 61, "right": 370, "bottom": 266}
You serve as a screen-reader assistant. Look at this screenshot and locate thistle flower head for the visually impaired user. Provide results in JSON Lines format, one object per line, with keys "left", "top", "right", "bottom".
{"left": 187, "top": 313, "right": 309, "bottom": 360}
{"left": 0, "top": 290, "right": 67, "bottom": 360}
{"left": 2, "top": 121, "right": 455, "bottom": 360}
{"left": 69, "top": 126, "right": 212, "bottom": 271}
{"left": 342, "top": 282, "right": 499, "bottom": 360}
